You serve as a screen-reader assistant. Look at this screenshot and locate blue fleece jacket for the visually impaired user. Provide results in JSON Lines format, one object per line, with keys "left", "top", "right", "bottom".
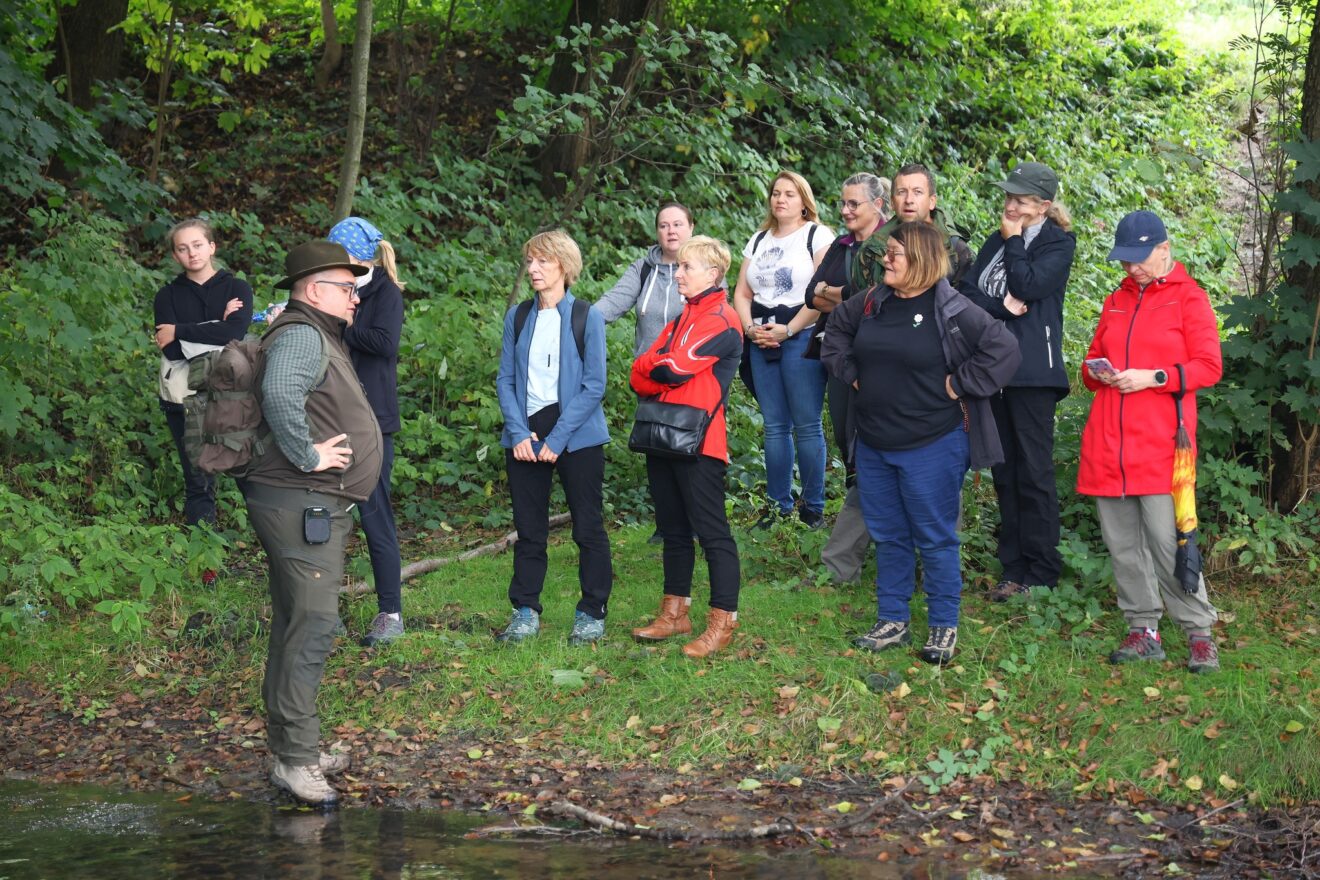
{"left": 497, "top": 290, "right": 609, "bottom": 454}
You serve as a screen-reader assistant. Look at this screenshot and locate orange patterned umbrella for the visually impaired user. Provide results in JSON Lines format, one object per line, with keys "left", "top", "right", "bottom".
{"left": 1172, "top": 367, "right": 1202, "bottom": 594}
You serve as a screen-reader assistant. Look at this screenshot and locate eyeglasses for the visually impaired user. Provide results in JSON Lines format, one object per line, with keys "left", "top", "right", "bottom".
{"left": 884, "top": 249, "right": 907, "bottom": 261}
{"left": 837, "top": 199, "right": 871, "bottom": 212}
{"left": 318, "top": 280, "right": 359, "bottom": 299}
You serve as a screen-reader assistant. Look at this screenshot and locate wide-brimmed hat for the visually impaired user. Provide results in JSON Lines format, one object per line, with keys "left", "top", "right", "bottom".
{"left": 1107, "top": 210, "right": 1168, "bottom": 262}
{"left": 275, "top": 240, "right": 368, "bottom": 289}
{"left": 991, "top": 162, "right": 1059, "bottom": 200}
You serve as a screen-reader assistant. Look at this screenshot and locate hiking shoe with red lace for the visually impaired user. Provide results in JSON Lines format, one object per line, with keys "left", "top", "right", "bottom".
{"left": 1187, "top": 637, "right": 1220, "bottom": 674}
{"left": 201, "top": 569, "right": 218, "bottom": 587}
{"left": 1108, "top": 629, "right": 1166, "bottom": 664}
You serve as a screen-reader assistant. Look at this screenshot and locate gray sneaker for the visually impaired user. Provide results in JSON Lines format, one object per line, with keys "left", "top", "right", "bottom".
{"left": 919, "top": 626, "right": 958, "bottom": 665}
{"left": 495, "top": 607, "right": 540, "bottom": 643}
{"left": 319, "top": 750, "right": 350, "bottom": 776}
{"left": 1109, "top": 629, "right": 1166, "bottom": 664}
{"left": 569, "top": 610, "right": 604, "bottom": 645}
{"left": 1187, "top": 636, "right": 1220, "bottom": 674}
{"left": 853, "top": 619, "right": 911, "bottom": 652}
{"left": 360, "top": 612, "right": 404, "bottom": 647}
{"left": 271, "top": 760, "right": 339, "bottom": 806}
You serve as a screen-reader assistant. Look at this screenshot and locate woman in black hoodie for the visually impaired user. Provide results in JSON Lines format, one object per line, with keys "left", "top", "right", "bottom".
{"left": 153, "top": 218, "right": 253, "bottom": 529}
{"left": 959, "top": 162, "right": 1076, "bottom": 602}
{"left": 327, "top": 217, "right": 408, "bottom": 647}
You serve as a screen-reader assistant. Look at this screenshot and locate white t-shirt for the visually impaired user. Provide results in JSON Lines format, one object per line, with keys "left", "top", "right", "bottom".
{"left": 526, "top": 307, "right": 561, "bottom": 415}
{"left": 742, "top": 222, "right": 832, "bottom": 310}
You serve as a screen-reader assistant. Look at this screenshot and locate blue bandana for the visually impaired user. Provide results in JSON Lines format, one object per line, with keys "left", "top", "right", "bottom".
{"left": 327, "top": 217, "right": 383, "bottom": 261}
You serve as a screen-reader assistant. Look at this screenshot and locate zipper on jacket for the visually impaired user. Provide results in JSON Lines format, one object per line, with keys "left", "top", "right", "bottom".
{"left": 1046, "top": 325, "right": 1054, "bottom": 369}
{"left": 1117, "top": 287, "right": 1147, "bottom": 497}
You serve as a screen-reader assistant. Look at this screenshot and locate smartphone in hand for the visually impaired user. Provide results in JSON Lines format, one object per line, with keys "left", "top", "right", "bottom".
{"left": 1085, "top": 357, "right": 1117, "bottom": 378}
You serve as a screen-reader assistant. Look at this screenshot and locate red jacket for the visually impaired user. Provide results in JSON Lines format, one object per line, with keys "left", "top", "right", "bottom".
{"left": 630, "top": 288, "right": 743, "bottom": 461}
{"left": 1077, "top": 262, "right": 1222, "bottom": 497}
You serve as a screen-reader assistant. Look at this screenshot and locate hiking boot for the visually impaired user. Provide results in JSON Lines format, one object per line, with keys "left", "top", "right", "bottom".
{"left": 360, "top": 612, "right": 404, "bottom": 647}
{"left": 495, "top": 607, "right": 540, "bottom": 643}
{"left": 271, "top": 760, "right": 339, "bottom": 807}
{"left": 319, "top": 750, "right": 350, "bottom": 776}
{"left": 853, "top": 619, "right": 911, "bottom": 652}
{"left": 568, "top": 610, "right": 604, "bottom": 645}
{"left": 647, "top": 530, "right": 664, "bottom": 545}
{"left": 682, "top": 608, "right": 739, "bottom": 658}
{"left": 919, "top": 626, "right": 958, "bottom": 665}
{"left": 989, "top": 579, "right": 1028, "bottom": 602}
{"left": 1187, "top": 636, "right": 1220, "bottom": 674}
{"left": 633, "top": 594, "right": 692, "bottom": 641}
{"left": 798, "top": 507, "right": 825, "bottom": 529}
{"left": 1108, "top": 629, "right": 1166, "bottom": 664}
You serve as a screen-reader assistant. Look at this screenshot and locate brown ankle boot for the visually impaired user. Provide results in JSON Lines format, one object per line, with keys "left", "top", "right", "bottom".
{"left": 632, "top": 595, "right": 692, "bottom": 641}
{"left": 682, "top": 608, "right": 739, "bottom": 658}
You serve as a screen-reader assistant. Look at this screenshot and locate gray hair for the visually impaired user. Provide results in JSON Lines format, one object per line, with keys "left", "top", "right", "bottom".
{"left": 842, "top": 172, "right": 890, "bottom": 210}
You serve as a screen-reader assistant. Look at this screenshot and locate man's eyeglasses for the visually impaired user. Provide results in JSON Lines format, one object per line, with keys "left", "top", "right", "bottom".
{"left": 318, "top": 280, "right": 359, "bottom": 298}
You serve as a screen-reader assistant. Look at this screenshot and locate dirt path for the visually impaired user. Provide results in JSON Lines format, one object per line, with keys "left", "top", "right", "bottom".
{"left": 1, "top": 678, "right": 1314, "bottom": 877}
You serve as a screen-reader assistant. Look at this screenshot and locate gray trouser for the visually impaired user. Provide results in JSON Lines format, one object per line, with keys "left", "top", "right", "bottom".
{"left": 243, "top": 482, "right": 354, "bottom": 766}
{"left": 821, "top": 484, "right": 871, "bottom": 583}
{"left": 1095, "top": 494, "right": 1217, "bottom": 633}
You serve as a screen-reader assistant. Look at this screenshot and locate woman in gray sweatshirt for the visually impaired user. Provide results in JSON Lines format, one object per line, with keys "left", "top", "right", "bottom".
{"left": 594, "top": 202, "right": 695, "bottom": 355}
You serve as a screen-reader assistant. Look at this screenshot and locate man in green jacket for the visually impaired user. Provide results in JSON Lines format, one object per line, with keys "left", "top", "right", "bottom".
{"left": 242, "top": 240, "right": 383, "bottom": 806}
{"left": 853, "top": 163, "right": 973, "bottom": 293}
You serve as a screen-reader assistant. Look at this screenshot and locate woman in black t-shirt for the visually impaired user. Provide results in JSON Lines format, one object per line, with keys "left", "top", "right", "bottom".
{"left": 821, "top": 223, "right": 1020, "bottom": 665}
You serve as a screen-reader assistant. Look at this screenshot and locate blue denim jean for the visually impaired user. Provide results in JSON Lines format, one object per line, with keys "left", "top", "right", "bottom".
{"left": 749, "top": 331, "right": 827, "bottom": 514}
{"left": 854, "top": 429, "right": 969, "bottom": 628}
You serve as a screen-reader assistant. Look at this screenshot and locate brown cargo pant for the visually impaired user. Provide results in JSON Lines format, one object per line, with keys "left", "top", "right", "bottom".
{"left": 242, "top": 481, "right": 354, "bottom": 767}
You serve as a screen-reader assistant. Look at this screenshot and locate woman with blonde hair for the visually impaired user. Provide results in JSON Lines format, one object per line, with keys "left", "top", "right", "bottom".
{"left": 733, "top": 170, "right": 832, "bottom": 528}
{"left": 326, "top": 217, "right": 408, "bottom": 646}
{"left": 496, "top": 229, "right": 613, "bottom": 645}
{"left": 959, "top": 163, "right": 1076, "bottom": 602}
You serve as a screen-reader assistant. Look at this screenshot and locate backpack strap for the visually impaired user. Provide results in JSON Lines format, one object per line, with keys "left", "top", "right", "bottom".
{"left": 514, "top": 298, "right": 589, "bottom": 361}
{"left": 264, "top": 319, "right": 331, "bottom": 387}
{"left": 752, "top": 230, "right": 768, "bottom": 254}
{"left": 807, "top": 222, "right": 818, "bottom": 257}
{"left": 638, "top": 260, "right": 655, "bottom": 295}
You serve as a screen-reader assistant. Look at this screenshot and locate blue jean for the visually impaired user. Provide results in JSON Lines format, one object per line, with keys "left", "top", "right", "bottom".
{"left": 749, "top": 332, "right": 826, "bottom": 514}
{"left": 855, "top": 429, "right": 969, "bottom": 628}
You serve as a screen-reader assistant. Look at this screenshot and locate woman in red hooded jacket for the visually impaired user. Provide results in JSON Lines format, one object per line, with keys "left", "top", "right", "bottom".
{"left": 1078, "top": 211, "right": 1222, "bottom": 673}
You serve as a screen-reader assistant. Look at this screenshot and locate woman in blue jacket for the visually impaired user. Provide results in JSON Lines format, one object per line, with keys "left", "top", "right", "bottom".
{"left": 496, "top": 230, "right": 613, "bottom": 645}
{"left": 959, "top": 163, "right": 1076, "bottom": 602}
{"left": 327, "top": 217, "right": 408, "bottom": 646}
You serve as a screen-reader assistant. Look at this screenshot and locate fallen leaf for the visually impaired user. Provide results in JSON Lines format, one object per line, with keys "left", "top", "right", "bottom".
{"left": 817, "top": 717, "right": 842, "bottom": 734}
{"left": 1184, "top": 776, "right": 1203, "bottom": 791}
{"left": 1284, "top": 720, "right": 1304, "bottom": 733}
{"left": 736, "top": 778, "right": 762, "bottom": 791}
{"left": 625, "top": 715, "right": 641, "bottom": 730}
{"left": 466, "top": 748, "right": 483, "bottom": 760}
{"left": 831, "top": 801, "right": 853, "bottom": 813}
{"left": 893, "top": 682, "right": 912, "bottom": 699}
{"left": 1218, "top": 774, "right": 1238, "bottom": 791}
{"left": 1143, "top": 687, "right": 1161, "bottom": 698}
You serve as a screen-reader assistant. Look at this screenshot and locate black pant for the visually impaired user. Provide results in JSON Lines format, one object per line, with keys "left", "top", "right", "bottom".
{"left": 358, "top": 434, "right": 402, "bottom": 614}
{"left": 161, "top": 399, "right": 216, "bottom": 526}
{"left": 646, "top": 454, "right": 741, "bottom": 612}
{"left": 506, "top": 406, "right": 613, "bottom": 619}
{"left": 990, "top": 387, "right": 1062, "bottom": 587}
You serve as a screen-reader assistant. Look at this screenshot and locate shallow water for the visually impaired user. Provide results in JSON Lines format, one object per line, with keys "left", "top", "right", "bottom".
{"left": 0, "top": 780, "right": 1101, "bottom": 879}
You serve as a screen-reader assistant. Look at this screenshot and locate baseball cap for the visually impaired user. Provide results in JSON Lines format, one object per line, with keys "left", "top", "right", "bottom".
{"left": 1107, "top": 210, "right": 1168, "bottom": 262}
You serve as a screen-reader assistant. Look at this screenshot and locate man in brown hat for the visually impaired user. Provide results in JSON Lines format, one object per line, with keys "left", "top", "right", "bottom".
{"left": 241, "top": 240, "right": 383, "bottom": 806}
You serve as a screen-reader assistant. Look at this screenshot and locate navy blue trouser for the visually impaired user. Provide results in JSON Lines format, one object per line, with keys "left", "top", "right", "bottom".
{"left": 357, "top": 433, "right": 402, "bottom": 614}
{"left": 161, "top": 399, "right": 216, "bottom": 527}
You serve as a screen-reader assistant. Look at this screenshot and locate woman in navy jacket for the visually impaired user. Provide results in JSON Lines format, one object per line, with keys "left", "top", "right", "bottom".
{"left": 328, "top": 217, "right": 407, "bottom": 646}
{"left": 496, "top": 230, "right": 613, "bottom": 646}
{"left": 959, "top": 163, "right": 1076, "bottom": 601}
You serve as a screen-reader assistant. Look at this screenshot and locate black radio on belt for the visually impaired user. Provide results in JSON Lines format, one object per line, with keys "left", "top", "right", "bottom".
{"left": 303, "top": 507, "right": 332, "bottom": 544}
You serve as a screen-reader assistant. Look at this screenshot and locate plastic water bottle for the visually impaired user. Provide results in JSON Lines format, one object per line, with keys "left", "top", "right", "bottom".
{"left": 254, "top": 302, "right": 288, "bottom": 323}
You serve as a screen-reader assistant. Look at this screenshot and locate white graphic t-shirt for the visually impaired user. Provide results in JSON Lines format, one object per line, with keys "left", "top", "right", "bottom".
{"left": 742, "top": 222, "right": 832, "bottom": 310}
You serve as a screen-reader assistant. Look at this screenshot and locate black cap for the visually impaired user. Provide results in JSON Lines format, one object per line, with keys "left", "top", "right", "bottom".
{"left": 1107, "top": 211, "right": 1168, "bottom": 262}
{"left": 992, "top": 162, "right": 1059, "bottom": 200}
{"left": 275, "top": 240, "right": 368, "bottom": 290}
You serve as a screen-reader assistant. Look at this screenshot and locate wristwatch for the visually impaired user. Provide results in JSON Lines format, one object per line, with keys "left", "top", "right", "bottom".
{"left": 1153, "top": 369, "right": 1168, "bottom": 386}
{"left": 785, "top": 325, "right": 796, "bottom": 338}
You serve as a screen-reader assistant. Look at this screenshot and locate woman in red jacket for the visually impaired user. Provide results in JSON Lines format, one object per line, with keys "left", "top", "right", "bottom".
{"left": 1078, "top": 211, "right": 1222, "bottom": 673}
{"left": 630, "top": 236, "right": 745, "bottom": 658}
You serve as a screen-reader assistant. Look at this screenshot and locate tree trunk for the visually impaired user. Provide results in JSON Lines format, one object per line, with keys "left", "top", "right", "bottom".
{"left": 47, "top": 0, "right": 129, "bottom": 111}
{"left": 146, "top": 8, "right": 179, "bottom": 187}
{"left": 314, "top": 0, "right": 343, "bottom": 90}
{"left": 333, "top": 0, "right": 374, "bottom": 222}
{"left": 393, "top": 0, "right": 407, "bottom": 134}
{"left": 1270, "top": 4, "right": 1320, "bottom": 511}
{"left": 536, "top": 0, "right": 659, "bottom": 198}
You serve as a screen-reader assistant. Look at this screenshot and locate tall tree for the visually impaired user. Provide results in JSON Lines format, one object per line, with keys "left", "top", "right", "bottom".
{"left": 313, "top": 0, "right": 342, "bottom": 90}
{"left": 333, "top": 0, "right": 373, "bottom": 222}
{"left": 1271, "top": 4, "right": 1320, "bottom": 510}
{"left": 47, "top": 0, "right": 129, "bottom": 111}
{"left": 537, "top": 0, "right": 661, "bottom": 198}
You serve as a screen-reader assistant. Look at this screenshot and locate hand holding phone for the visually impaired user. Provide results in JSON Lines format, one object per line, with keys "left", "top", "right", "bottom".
{"left": 1085, "top": 357, "right": 1117, "bottom": 379}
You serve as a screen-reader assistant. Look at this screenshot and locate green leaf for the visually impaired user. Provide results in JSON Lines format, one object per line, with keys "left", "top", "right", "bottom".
{"left": 550, "top": 669, "right": 586, "bottom": 688}
{"left": 816, "top": 716, "right": 842, "bottom": 733}
{"left": 736, "top": 778, "right": 762, "bottom": 790}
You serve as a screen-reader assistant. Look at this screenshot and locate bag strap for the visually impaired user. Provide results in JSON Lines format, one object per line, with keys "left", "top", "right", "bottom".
{"left": 514, "top": 298, "right": 587, "bottom": 360}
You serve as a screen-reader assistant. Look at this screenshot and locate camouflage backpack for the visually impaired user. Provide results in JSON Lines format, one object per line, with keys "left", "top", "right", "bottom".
{"left": 181, "top": 322, "right": 330, "bottom": 476}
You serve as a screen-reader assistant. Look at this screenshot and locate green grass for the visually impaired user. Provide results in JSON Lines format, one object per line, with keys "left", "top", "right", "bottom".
{"left": 3, "top": 522, "right": 1318, "bottom": 807}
